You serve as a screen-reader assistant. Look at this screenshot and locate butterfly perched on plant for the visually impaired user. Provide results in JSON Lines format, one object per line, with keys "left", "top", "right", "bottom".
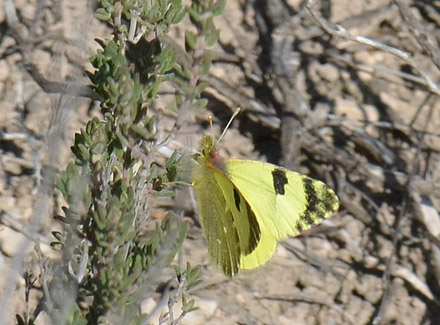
{"left": 191, "top": 111, "right": 339, "bottom": 277}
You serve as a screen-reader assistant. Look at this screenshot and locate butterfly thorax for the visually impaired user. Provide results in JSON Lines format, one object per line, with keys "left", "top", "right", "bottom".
{"left": 197, "top": 135, "right": 226, "bottom": 171}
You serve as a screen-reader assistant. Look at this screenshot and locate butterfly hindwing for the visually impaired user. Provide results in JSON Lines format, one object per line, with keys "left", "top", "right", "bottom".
{"left": 192, "top": 160, "right": 261, "bottom": 277}
{"left": 240, "top": 229, "right": 277, "bottom": 270}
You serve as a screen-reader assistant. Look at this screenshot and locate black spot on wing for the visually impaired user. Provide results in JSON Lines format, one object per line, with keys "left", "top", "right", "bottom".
{"left": 233, "top": 188, "right": 241, "bottom": 212}
{"left": 295, "top": 221, "right": 304, "bottom": 233}
{"left": 302, "top": 178, "right": 319, "bottom": 225}
{"left": 298, "top": 177, "right": 337, "bottom": 232}
{"left": 244, "top": 199, "right": 261, "bottom": 255}
{"left": 272, "top": 168, "right": 288, "bottom": 195}
{"left": 231, "top": 188, "right": 261, "bottom": 258}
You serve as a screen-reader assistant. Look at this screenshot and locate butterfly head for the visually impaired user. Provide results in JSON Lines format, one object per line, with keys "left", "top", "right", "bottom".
{"left": 199, "top": 135, "right": 216, "bottom": 159}
{"left": 197, "top": 109, "right": 240, "bottom": 166}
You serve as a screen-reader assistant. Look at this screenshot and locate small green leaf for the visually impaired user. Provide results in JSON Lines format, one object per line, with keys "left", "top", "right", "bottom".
{"left": 52, "top": 231, "right": 64, "bottom": 242}
{"left": 95, "top": 8, "right": 112, "bottom": 21}
{"left": 205, "top": 29, "right": 219, "bottom": 47}
{"left": 185, "top": 31, "right": 198, "bottom": 51}
{"left": 50, "top": 242, "right": 63, "bottom": 251}
{"left": 212, "top": 0, "right": 226, "bottom": 16}
{"left": 182, "top": 299, "right": 196, "bottom": 313}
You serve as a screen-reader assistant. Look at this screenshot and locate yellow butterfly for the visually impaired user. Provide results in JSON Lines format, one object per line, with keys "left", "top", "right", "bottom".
{"left": 191, "top": 114, "right": 339, "bottom": 277}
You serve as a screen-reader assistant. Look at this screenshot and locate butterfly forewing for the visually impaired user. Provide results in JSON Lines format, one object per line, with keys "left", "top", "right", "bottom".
{"left": 224, "top": 159, "right": 339, "bottom": 269}
{"left": 225, "top": 159, "right": 338, "bottom": 236}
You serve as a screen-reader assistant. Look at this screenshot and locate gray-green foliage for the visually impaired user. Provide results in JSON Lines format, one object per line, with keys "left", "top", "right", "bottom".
{"left": 42, "top": 0, "right": 225, "bottom": 323}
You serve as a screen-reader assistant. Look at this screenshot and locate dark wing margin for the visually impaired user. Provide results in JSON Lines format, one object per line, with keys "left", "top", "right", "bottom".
{"left": 295, "top": 177, "right": 339, "bottom": 232}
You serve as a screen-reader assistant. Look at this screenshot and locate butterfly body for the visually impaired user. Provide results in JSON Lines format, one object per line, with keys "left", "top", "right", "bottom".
{"left": 192, "top": 135, "right": 339, "bottom": 277}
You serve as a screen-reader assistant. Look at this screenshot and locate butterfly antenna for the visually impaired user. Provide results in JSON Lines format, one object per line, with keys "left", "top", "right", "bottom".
{"left": 218, "top": 107, "right": 241, "bottom": 143}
